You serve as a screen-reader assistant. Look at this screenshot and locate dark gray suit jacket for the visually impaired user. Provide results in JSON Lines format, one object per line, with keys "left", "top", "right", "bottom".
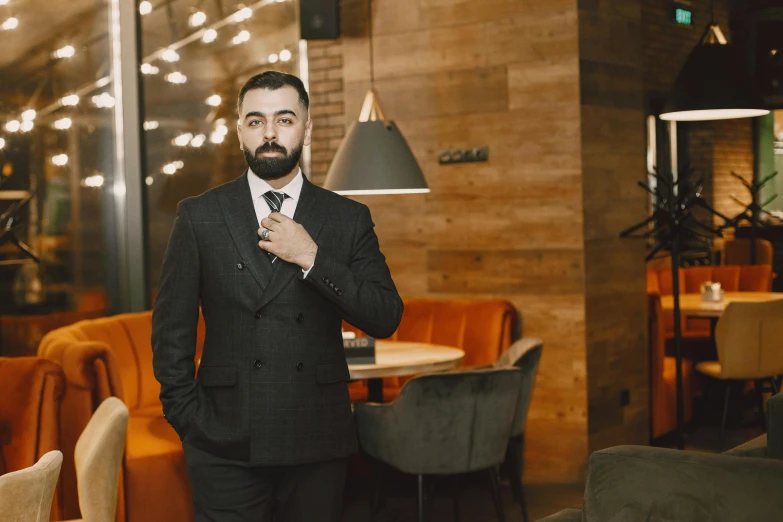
{"left": 151, "top": 171, "right": 403, "bottom": 465}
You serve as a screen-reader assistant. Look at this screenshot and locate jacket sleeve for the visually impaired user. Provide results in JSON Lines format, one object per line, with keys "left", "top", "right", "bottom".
{"left": 300, "top": 203, "right": 403, "bottom": 338}
{"left": 151, "top": 201, "right": 201, "bottom": 437}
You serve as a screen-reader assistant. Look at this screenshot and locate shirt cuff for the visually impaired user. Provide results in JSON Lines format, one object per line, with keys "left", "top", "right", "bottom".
{"left": 301, "top": 257, "right": 316, "bottom": 279}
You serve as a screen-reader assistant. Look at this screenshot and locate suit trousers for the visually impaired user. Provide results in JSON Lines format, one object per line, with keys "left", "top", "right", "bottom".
{"left": 183, "top": 441, "right": 347, "bottom": 522}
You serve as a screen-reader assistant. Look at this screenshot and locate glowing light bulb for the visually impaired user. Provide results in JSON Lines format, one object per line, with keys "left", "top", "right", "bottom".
{"left": 83, "top": 174, "right": 104, "bottom": 187}
{"left": 165, "top": 72, "right": 187, "bottom": 84}
{"left": 143, "top": 121, "right": 159, "bottom": 130}
{"left": 279, "top": 49, "right": 292, "bottom": 62}
{"left": 140, "top": 63, "right": 159, "bottom": 75}
{"left": 268, "top": 53, "right": 279, "bottom": 63}
{"left": 206, "top": 94, "right": 222, "bottom": 107}
{"left": 161, "top": 48, "right": 179, "bottom": 62}
{"left": 139, "top": 1, "right": 152, "bottom": 15}
{"left": 190, "top": 134, "right": 206, "bottom": 147}
{"left": 210, "top": 132, "right": 225, "bottom": 144}
{"left": 0, "top": 138, "right": 5, "bottom": 149}
{"left": 5, "top": 120, "right": 20, "bottom": 132}
{"left": 20, "top": 120, "right": 33, "bottom": 132}
{"left": 232, "top": 30, "right": 250, "bottom": 45}
{"left": 189, "top": 11, "right": 206, "bottom": 26}
{"left": 202, "top": 28, "right": 217, "bottom": 43}
{"left": 51, "top": 154, "right": 69, "bottom": 166}
{"left": 21, "top": 109, "right": 36, "bottom": 121}
{"left": 53, "top": 45, "right": 75, "bottom": 59}
{"left": 173, "top": 133, "right": 193, "bottom": 147}
{"left": 146, "top": 176, "right": 154, "bottom": 186}
{"left": 232, "top": 7, "right": 252, "bottom": 23}
{"left": 53, "top": 117, "right": 72, "bottom": 130}
{"left": 61, "top": 94, "right": 80, "bottom": 106}
{"left": 2, "top": 17, "right": 19, "bottom": 31}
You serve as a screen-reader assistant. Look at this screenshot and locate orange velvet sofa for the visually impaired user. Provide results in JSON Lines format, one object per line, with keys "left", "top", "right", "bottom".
{"left": 344, "top": 298, "right": 520, "bottom": 402}
{"left": 646, "top": 265, "right": 773, "bottom": 339}
{"left": 38, "top": 311, "right": 205, "bottom": 522}
{"left": 647, "top": 294, "right": 693, "bottom": 439}
{"left": 0, "top": 356, "right": 66, "bottom": 520}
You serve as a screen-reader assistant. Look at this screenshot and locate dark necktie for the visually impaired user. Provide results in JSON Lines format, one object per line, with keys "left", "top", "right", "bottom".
{"left": 261, "top": 190, "right": 289, "bottom": 263}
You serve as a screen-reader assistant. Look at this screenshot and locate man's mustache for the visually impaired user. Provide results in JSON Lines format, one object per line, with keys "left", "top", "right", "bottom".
{"left": 255, "top": 143, "right": 287, "bottom": 155}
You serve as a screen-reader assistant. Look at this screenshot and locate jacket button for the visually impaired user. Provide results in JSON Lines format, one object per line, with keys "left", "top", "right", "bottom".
{"left": 253, "top": 360, "right": 263, "bottom": 369}
{"left": 296, "top": 313, "right": 304, "bottom": 323}
{"left": 296, "top": 362, "right": 304, "bottom": 372}
{"left": 254, "top": 310, "right": 262, "bottom": 319}
{"left": 237, "top": 262, "right": 245, "bottom": 269}
{"left": 336, "top": 290, "right": 342, "bottom": 296}
{"left": 323, "top": 277, "right": 330, "bottom": 284}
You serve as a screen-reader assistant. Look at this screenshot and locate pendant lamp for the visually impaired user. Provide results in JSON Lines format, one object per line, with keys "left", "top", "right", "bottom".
{"left": 322, "top": 0, "right": 429, "bottom": 195}
{"left": 660, "top": 15, "right": 769, "bottom": 121}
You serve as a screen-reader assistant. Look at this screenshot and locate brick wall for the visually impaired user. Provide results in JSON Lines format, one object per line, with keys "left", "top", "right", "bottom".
{"left": 306, "top": 41, "right": 345, "bottom": 185}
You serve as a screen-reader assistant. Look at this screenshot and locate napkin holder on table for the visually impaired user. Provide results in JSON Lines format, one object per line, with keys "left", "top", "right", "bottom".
{"left": 700, "top": 281, "right": 724, "bottom": 302}
{"left": 342, "top": 331, "right": 376, "bottom": 364}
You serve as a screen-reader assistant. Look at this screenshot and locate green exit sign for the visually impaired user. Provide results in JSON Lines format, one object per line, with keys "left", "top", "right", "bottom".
{"left": 674, "top": 7, "right": 693, "bottom": 25}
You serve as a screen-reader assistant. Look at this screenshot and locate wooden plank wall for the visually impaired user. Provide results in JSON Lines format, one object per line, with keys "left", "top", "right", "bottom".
{"left": 578, "top": 0, "right": 649, "bottom": 453}
{"left": 331, "top": 0, "right": 588, "bottom": 483}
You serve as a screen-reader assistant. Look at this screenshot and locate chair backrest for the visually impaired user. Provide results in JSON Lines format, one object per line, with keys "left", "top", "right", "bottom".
{"left": 494, "top": 338, "right": 543, "bottom": 437}
{"left": 724, "top": 238, "right": 774, "bottom": 266}
{"left": 0, "top": 450, "right": 63, "bottom": 522}
{"left": 652, "top": 265, "right": 772, "bottom": 296}
{"left": 379, "top": 367, "right": 521, "bottom": 475}
{"left": 74, "top": 397, "right": 129, "bottom": 522}
{"left": 0, "top": 310, "right": 105, "bottom": 357}
{"left": 715, "top": 300, "right": 783, "bottom": 379}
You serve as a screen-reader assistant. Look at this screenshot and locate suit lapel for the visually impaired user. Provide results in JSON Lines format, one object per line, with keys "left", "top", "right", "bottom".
{"left": 257, "top": 175, "right": 329, "bottom": 309}
{"left": 218, "top": 172, "right": 274, "bottom": 290}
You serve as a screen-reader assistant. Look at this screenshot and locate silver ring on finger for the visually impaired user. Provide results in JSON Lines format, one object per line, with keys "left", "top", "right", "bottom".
{"left": 261, "top": 229, "right": 270, "bottom": 241}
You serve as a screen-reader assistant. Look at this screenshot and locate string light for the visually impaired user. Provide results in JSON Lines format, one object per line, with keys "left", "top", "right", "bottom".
{"left": 5, "top": 120, "right": 20, "bottom": 133}
{"left": 20, "top": 120, "right": 33, "bottom": 132}
{"left": 0, "top": 0, "right": 9, "bottom": 6}
{"left": 139, "top": 1, "right": 152, "bottom": 15}
{"left": 165, "top": 72, "right": 187, "bottom": 84}
{"left": 0, "top": 138, "right": 5, "bottom": 150}
{"left": 162, "top": 161, "right": 184, "bottom": 175}
{"left": 146, "top": 176, "right": 154, "bottom": 186}
{"left": 202, "top": 28, "right": 217, "bottom": 43}
{"left": 161, "top": 48, "right": 180, "bottom": 62}
{"left": 21, "top": 109, "right": 36, "bottom": 121}
{"left": 53, "top": 117, "right": 72, "bottom": 130}
{"left": 190, "top": 134, "right": 206, "bottom": 147}
{"left": 61, "top": 94, "right": 79, "bottom": 106}
{"left": 206, "top": 94, "right": 221, "bottom": 107}
{"left": 2, "top": 17, "right": 18, "bottom": 31}
{"left": 210, "top": 131, "right": 225, "bottom": 144}
{"left": 189, "top": 11, "right": 206, "bottom": 27}
{"left": 51, "top": 154, "right": 68, "bottom": 166}
{"left": 232, "top": 30, "right": 250, "bottom": 45}
{"left": 268, "top": 53, "right": 279, "bottom": 63}
{"left": 173, "top": 133, "right": 193, "bottom": 146}
{"left": 83, "top": 174, "right": 104, "bottom": 187}
{"left": 211, "top": 119, "right": 229, "bottom": 144}
{"left": 279, "top": 49, "right": 291, "bottom": 62}
{"left": 141, "top": 63, "right": 159, "bottom": 75}
{"left": 53, "top": 45, "right": 75, "bottom": 59}
{"left": 143, "top": 121, "right": 159, "bottom": 130}
{"left": 92, "top": 92, "right": 115, "bottom": 108}
{"left": 232, "top": 7, "right": 252, "bottom": 23}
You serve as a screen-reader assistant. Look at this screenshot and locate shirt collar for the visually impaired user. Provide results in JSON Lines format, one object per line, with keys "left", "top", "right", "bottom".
{"left": 247, "top": 167, "right": 304, "bottom": 202}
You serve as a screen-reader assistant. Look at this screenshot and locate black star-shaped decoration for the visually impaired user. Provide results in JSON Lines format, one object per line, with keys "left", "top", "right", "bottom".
{"left": 722, "top": 170, "right": 778, "bottom": 229}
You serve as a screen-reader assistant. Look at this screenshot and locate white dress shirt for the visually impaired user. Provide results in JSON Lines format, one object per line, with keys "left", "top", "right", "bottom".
{"left": 247, "top": 168, "right": 314, "bottom": 277}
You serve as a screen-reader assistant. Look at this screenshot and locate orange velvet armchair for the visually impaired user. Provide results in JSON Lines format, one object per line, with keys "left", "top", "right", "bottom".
{"left": 38, "top": 311, "right": 205, "bottom": 522}
{"left": 0, "top": 356, "right": 66, "bottom": 520}
{"left": 344, "top": 298, "right": 520, "bottom": 402}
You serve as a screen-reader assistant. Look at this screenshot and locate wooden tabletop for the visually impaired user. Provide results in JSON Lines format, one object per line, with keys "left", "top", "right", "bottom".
{"left": 348, "top": 340, "right": 465, "bottom": 379}
{"left": 660, "top": 292, "right": 783, "bottom": 318}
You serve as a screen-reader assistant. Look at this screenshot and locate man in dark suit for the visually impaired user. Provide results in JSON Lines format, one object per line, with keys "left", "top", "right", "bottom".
{"left": 151, "top": 71, "right": 403, "bottom": 522}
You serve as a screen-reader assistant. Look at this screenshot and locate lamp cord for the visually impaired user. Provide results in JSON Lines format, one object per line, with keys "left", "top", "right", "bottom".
{"left": 367, "top": 0, "right": 375, "bottom": 90}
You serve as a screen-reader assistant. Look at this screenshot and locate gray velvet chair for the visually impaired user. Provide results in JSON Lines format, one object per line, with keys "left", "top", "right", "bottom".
{"left": 354, "top": 367, "right": 522, "bottom": 522}
{"left": 493, "top": 337, "right": 543, "bottom": 522}
{"left": 537, "top": 393, "right": 783, "bottom": 521}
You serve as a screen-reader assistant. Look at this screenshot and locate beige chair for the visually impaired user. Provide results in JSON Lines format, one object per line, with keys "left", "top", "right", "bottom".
{"left": 64, "top": 397, "right": 130, "bottom": 522}
{"left": 695, "top": 299, "right": 783, "bottom": 449}
{"left": 0, "top": 450, "right": 63, "bottom": 522}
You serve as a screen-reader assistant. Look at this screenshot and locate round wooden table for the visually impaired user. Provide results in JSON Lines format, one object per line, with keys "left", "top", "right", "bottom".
{"left": 348, "top": 340, "right": 465, "bottom": 402}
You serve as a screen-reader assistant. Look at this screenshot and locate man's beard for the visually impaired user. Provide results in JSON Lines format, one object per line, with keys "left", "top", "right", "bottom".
{"left": 243, "top": 141, "right": 304, "bottom": 181}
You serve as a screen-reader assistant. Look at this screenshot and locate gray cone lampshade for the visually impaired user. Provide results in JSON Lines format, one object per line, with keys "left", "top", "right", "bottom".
{"left": 323, "top": 90, "right": 429, "bottom": 195}
{"left": 660, "top": 24, "right": 769, "bottom": 121}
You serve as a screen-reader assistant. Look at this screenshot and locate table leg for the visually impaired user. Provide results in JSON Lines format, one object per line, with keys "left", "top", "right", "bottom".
{"left": 368, "top": 378, "right": 384, "bottom": 403}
